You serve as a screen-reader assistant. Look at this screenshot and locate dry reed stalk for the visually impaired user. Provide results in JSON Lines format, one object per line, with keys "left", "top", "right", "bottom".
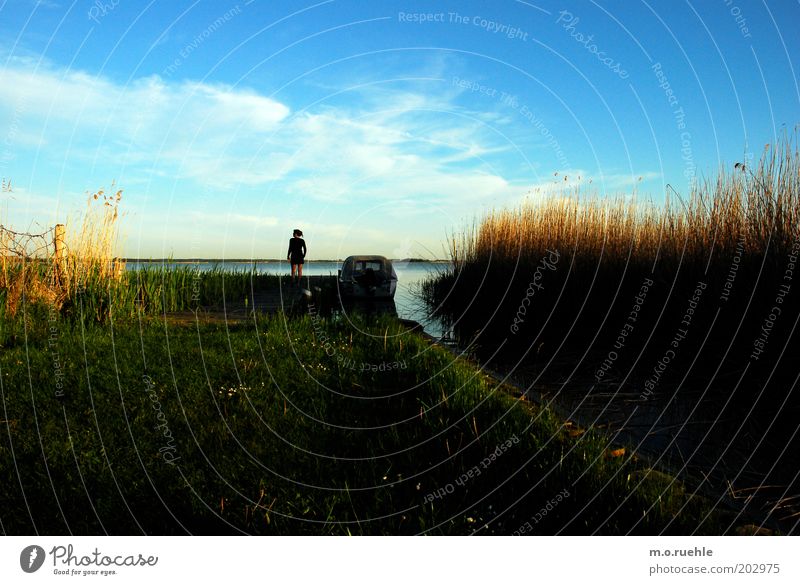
{"left": 0, "top": 184, "right": 125, "bottom": 317}
{"left": 450, "top": 137, "right": 798, "bottom": 274}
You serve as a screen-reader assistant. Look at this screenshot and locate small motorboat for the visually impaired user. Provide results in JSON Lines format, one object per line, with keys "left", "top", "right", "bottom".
{"left": 338, "top": 255, "right": 398, "bottom": 299}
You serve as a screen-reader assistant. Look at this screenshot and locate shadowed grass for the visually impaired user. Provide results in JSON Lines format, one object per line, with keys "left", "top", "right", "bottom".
{"left": 0, "top": 312, "right": 734, "bottom": 535}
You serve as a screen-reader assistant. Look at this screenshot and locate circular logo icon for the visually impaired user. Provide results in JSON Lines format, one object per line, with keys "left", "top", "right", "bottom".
{"left": 20, "top": 545, "right": 46, "bottom": 573}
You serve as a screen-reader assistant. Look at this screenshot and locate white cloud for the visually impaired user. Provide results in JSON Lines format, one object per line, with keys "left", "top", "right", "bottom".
{"left": 0, "top": 57, "right": 660, "bottom": 257}
{"left": 7, "top": 65, "right": 529, "bottom": 212}
{"left": 0, "top": 60, "right": 291, "bottom": 188}
{"left": 0, "top": 58, "right": 528, "bottom": 203}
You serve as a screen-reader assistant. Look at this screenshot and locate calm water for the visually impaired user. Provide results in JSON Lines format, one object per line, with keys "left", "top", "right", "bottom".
{"left": 126, "top": 260, "right": 450, "bottom": 336}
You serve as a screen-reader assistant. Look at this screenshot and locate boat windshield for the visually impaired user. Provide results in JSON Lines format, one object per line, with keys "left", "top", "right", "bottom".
{"left": 353, "top": 260, "right": 383, "bottom": 273}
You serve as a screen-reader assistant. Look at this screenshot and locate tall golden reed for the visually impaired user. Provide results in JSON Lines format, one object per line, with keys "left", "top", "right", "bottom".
{"left": 451, "top": 138, "right": 799, "bottom": 273}
{"left": 60, "top": 185, "right": 126, "bottom": 297}
{"left": 0, "top": 184, "right": 125, "bottom": 316}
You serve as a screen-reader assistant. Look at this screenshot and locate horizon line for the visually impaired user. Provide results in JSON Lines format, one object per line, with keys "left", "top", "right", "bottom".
{"left": 120, "top": 258, "right": 448, "bottom": 263}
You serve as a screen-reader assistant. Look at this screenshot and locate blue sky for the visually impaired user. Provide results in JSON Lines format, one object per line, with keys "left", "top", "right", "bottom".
{"left": 1, "top": 0, "right": 798, "bottom": 259}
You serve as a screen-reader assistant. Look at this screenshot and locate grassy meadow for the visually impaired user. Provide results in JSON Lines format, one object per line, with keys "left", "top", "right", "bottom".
{"left": 1, "top": 311, "right": 737, "bottom": 534}
{"left": 1, "top": 154, "right": 789, "bottom": 534}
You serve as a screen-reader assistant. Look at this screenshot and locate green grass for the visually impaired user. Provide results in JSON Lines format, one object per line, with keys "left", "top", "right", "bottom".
{"left": 0, "top": 258, "right": 319, "bottom": 322}
{"left": 0, "top": 307, "right": 735, "bottom": 535}
{"left": 62, "top": 265, "right": 282, "bottom": 321}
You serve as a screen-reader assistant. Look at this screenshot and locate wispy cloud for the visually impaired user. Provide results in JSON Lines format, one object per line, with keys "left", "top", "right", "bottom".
{"left": 0, "top": 57, "right": 520, "bottom": 202}
{"left": 0, "top": 56, "right": 658, "bottom": 256}
{"left": 0, "top": 58, "right": 290, "bottom": 186}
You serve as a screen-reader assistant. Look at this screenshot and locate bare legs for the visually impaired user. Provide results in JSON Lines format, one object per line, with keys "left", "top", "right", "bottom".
{"left": 290, "top": 263, "right": 304, "bottom": 286}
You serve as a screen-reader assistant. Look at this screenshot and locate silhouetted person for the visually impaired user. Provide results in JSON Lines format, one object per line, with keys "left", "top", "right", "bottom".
{"left": 287, "top": 229, "right": 306, "bottom": 286}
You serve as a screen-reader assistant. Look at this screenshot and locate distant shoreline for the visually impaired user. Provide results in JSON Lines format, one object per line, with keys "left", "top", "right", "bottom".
{"left": 120, "top": 258, "right": 450, "bottom": 263}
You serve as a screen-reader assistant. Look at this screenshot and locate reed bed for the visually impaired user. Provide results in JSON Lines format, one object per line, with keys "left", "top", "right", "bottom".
{"left": 0, "top": 186, "right": 125, "bottom": 319}
{"left": 59, "top": 186, "right": 126, "bottom": 299}
{"left": 422, "top": 137, "right": 800, "bottom": 508}
{"left": 446, "top": 144, "right": 797, "bottom": 279}
{"left": 69, "top": 263, "right": 283, "bottom": 321}
{"left": 425, "top": 137, "right": 799, "bottom": 354}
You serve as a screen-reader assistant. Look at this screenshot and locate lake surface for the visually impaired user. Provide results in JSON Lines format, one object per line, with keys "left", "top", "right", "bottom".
{"left": 126, "top": 260, "right": 451, "bottom": 336}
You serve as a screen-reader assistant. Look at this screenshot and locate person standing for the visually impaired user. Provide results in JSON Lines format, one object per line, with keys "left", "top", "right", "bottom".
{"left": 287, "top": 229, "right": 306, "bottom": 286}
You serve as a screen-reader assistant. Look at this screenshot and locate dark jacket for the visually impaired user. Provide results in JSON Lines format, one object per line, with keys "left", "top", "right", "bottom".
{"left": 288, "top": 237, "right": 306, "bottom": 261}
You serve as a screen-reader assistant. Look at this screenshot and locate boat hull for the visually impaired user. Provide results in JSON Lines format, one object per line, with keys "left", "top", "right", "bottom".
{"left": 338, "top": 280, "right": 397, "bottom": 299}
